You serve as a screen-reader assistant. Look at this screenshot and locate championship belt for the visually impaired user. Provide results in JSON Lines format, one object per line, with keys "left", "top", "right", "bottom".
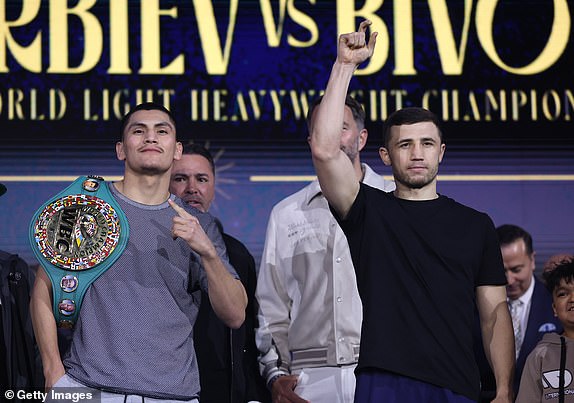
{"left": 29, "top": 175, "right": 129, "bottom": 328}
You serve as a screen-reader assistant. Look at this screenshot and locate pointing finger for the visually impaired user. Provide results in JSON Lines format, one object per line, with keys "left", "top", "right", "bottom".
{"left": 168, "top": 199, "right": 191, "bottom": 219}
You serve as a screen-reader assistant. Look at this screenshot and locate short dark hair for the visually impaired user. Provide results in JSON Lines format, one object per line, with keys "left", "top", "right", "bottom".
{"left": 496, "top": 224, "right": 534, "bottom": 255}
{"left": 306, "top": 94, "right": 366, "bottom": 131}
{"left": 382, "top": 107, "right": 443, "bottom": 148}
{"left": 182, "top": 143, "right": 215, "bottom": 177}
{"left": 120, "top": 102, "right": 176, "bottom": 139}
{"left": 543, "top": 259, "right": 574, "bottom": 295}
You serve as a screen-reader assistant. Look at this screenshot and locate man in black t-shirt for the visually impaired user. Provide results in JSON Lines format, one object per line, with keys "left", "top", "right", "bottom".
{"left": 309, "top": 20, "right": 515, "bottom": 402}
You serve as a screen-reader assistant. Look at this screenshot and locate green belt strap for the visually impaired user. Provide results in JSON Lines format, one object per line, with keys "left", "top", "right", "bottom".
{"left": 29, "top": 175, "right": 129, "bottom": 328}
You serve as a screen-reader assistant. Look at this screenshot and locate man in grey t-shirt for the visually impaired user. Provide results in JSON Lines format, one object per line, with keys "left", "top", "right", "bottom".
{"left": 30, "top": 103, "right": 247, "bottom": 401}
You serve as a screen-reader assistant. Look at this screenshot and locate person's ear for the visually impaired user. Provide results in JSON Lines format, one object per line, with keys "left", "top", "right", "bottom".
{"left": 438, "top": 143, "right": 446, "bottom": 163}
{"left": 174, "top": 142, "right": 183, "bottom": 161}
{"left": 379, "top": 147, "right": 391, "bottom": 166}
{"left": 116, "top": 142, "right": 126, "bottom": 161}
{"left": 358, "top": 129, "right": 368, "bottom": 151}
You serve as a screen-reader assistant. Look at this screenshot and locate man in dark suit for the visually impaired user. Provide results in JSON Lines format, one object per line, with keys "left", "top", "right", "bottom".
{"left": 476, "top": 224, "right": 562, "bottom": 401}
{"left": 170, "top": 144, "right": 270, "bottom": 403}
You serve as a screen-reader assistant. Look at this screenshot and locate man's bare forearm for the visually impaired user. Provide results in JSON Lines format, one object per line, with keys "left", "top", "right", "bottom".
{"left": 202, "top": 253, "right": 247, "bottom": 329}
{"left": 30, "top": 267, "right": 65, "bottom": 388}
{"left": 477, "top": 285, "right": 515, "bottom": 402}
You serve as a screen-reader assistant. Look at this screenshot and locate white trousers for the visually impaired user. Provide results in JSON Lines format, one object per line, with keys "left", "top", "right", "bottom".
{"left": 293, "top": 364, "right": 357, "bottom": 403}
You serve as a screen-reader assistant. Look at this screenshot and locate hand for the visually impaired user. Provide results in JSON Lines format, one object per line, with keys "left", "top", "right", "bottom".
{"left": 271, "top": 375, "right": 309, "bottom": 403}
{"left": 337, "top": 19, "right": 377, "bottom": 66}
{"left": 491, "top": 388, "right": 513, "bottom": 403}
{"left": 44, "top": 363, "right": 65, "bottom": 390}
{"left": 169, "top": 199, "right": 215, "bottom": 258}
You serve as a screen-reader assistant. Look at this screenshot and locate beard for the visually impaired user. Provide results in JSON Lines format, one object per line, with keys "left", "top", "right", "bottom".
{"left": 127, "top": 158, "right": 171, "bottom": 176}
{"left": 393, "top": 164, "right": 439, "bottom": 189}
{"left": 340, "top": 140, "right": 360, "bottom": 164}
{"left": 136, "top": 162, "right": 168, "bottom": 175}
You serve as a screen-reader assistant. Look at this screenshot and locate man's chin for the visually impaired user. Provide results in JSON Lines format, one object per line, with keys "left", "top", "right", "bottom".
{"left": 185, "top": 201, "right": 205, "bottom": 211}
{"left": 405, "top": 173, "right": 438, "bottom": 189}
{"left": 506, "top": 289, "right": 519, "bottom": 299}
{"left": 139, "top": 165, "right": 168, "bottom": 175}
{"left": 400, "top": 178, "right": 432, "bottom": 190}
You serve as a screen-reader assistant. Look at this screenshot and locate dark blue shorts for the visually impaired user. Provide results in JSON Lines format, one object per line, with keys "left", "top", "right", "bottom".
{"left": 354, "top": 369, "right": 475, "bottom": 403}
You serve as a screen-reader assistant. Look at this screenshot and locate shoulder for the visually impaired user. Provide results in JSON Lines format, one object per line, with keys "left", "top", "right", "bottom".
{"left": 540, "top": 332, "right": 561, "bottom": 346}
{"left": 173, "top": 195, "right": 217, "bottom": 226}
{"left": 222, "top": 233, "right": 255, "bottom": 278}
{"left": 530, "top": 277, "right": 559, "bottom": 327}
{"left": 223, "top": 233, "right": 251, "bottom": 257}
{"left": 530, "top": 333, "right": 562, "bottom": 358}
{"left": 0, "top": 250, "right": 29, "bottom": 270}
{"left": 271, "top": 181, "right": 320, "bottom": 214}
{"left": 0, "top": 251, "right": 33, "bottom": 283}
{"left": 532, "top": 276, "right": 552, "bottom": 299}
{"left": 0, "top": 249, "right": 12, "bottom": 262}
{"left": 439, "top": 195, "right": 494, "bottom": 224}
{"left": 360, "top": 182, "right": 394, "bottom": 200}
{"left": 341, "top": 183, "right": 393, "bottom": 222}
{"left": 362, "top": 164, "right": 395, "bottom": 192}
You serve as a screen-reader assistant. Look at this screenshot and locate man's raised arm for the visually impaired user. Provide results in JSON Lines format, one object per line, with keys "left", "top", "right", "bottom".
{"left": 310, "top": 20, "right": 377, "bottom": 218}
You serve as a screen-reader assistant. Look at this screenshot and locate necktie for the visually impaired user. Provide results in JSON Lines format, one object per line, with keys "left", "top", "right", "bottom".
{"left": 509, "top": 299, "right": 524, "bottom": 357}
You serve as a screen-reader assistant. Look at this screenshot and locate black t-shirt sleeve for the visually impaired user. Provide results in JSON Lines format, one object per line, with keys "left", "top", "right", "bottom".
{"left": 475, "top": 213, "right": 507, "bottom": 287}
{"left": 330, "top": 182, "right": 367, "bottom": 231}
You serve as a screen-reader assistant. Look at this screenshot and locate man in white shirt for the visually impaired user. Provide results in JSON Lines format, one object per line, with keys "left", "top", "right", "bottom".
{"left": 255, "top": 94, "right": 395, "bottom": 403}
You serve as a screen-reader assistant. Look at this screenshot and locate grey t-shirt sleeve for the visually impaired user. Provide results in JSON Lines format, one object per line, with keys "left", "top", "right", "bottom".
{"left": 180, "top": 201, "right": 239, "bottom": 293}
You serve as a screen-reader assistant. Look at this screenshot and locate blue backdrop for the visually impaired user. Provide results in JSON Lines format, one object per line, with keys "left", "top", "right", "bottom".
{"left": 1, "top": 0, "right": 573, "bottom": 268}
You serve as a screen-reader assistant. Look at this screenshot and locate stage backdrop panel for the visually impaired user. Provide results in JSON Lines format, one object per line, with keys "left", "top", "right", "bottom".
{"left": 0, "top": 0, "right": 572, "bottom": 267}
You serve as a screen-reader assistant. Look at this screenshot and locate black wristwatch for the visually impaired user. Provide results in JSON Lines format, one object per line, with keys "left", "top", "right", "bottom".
{"left": 268, "top": 373, "right": 288, "bottom": 389}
